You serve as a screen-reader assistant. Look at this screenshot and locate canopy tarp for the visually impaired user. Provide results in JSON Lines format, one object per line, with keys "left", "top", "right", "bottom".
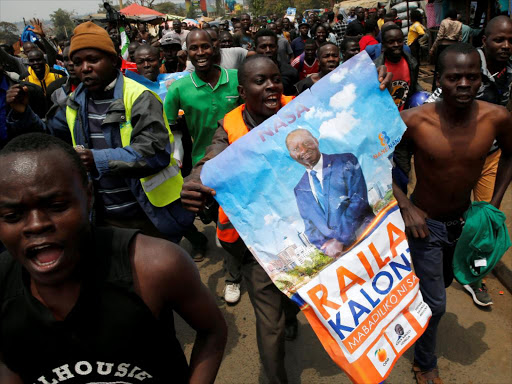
{"left": 76, "top": 13, "right": 163, "bottom": 24}
{"left": 87, "top": 13, "right": 107, "bottom": 18}
{"left": 165, "top": 14, "right": 185, "bottom": 20}
{"left": 335, "top": 0, "right": 381, "bottom": 11}
{"left": 183, "top": 18, "right": 200, "bottom": 26}
{"left": 120, "top": 3, "right": 165, "bottom": 17}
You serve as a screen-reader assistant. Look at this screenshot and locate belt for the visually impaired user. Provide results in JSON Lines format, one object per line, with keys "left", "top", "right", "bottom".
{"left": 442, "top": 217, "right": 465, "bottom": 227}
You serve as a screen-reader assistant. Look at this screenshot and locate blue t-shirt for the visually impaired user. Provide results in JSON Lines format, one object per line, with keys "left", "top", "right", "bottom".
{"left": 291, "top": 37, "right": 306, "bottom": 57}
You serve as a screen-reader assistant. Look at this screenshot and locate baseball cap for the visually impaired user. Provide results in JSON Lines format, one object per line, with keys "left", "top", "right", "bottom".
{"left": 298, "top": 22, "right": 310, "bottom": 28}
{"left": 160, "top": 34, "right": 182, "bottom": 47}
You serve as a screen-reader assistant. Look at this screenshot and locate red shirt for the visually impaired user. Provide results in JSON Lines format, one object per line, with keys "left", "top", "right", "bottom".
{"left": 291, "top": 54, "right": 319, "bottom": 80}
{"left": 359, "top": 35, "right": 378, "bottom": 50}
{"left": 121, "top": 59, "right": 138, "bottom": 75}
{"left": 384, "top": 57, "right": 411, "bottom": 111}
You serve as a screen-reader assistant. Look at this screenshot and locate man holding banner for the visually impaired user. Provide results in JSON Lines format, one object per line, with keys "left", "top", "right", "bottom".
{"left": 181, "top": 54, "right": 393, "bottom": 383}
{"left": 393, "top": 43, "right": 512, "bottom": 384}
{"left": 182, "top": 56, "right": 300, "bottom": 382}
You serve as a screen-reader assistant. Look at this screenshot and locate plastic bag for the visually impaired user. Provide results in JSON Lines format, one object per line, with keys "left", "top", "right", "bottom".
{"left": 393, "top": 1, "right": 418, "bottom": 13}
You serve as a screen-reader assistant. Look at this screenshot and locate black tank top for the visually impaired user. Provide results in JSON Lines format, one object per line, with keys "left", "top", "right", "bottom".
{"left": 0, "top": 226, "right": 188, "bottom": 383}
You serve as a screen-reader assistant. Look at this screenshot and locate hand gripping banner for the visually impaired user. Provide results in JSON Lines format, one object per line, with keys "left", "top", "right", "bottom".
{"left": 201, "top": 52, "right": 432, "bottom": 383}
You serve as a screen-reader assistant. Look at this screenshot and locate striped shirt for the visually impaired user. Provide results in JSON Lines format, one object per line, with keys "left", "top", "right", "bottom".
{"left": 88, "top": 94, "right": 143, "bottom": 219}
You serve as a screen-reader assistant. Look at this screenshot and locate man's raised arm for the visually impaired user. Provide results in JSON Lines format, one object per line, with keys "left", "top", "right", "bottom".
{"left": 132, "top": 236, "right": 227, "bottom": 384}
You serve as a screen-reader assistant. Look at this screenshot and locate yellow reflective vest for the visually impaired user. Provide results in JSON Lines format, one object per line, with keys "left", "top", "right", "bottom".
{"left": 65, "top": 77, "right": 183, "bottom": 207}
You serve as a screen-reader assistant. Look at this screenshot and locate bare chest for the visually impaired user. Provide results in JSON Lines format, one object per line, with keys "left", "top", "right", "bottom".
{"left": 414, "top": 123, "right": 494, "bottom": 165}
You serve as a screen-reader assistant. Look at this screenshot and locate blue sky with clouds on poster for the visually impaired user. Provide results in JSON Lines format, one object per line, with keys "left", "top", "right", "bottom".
{"left": 201, "top": 52, "right": 406, "bottom": 264}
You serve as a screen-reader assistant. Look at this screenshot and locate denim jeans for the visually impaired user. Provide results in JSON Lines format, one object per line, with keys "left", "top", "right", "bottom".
{"left": 409, "top": 218, "right": 463, "bottom": 370}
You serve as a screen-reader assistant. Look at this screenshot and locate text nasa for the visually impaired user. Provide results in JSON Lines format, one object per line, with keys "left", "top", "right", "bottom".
{"left": 305, "top": 218, "right": 411, "bottom": 350}
{"left": 256, "top": 102, "right": 310, "bottom": 142}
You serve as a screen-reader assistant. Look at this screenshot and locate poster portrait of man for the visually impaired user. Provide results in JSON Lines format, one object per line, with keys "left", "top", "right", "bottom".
{"left": 286, "top": 129, "right": 375, "bottom": 258}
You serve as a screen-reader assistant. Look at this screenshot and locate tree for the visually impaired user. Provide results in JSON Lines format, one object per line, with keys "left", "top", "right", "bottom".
{"left": 264, "top": 1, "right": 292, "bottom": 16}
{"left": 50, "top": 8, "right": 75, "bottom": 40}
{"left": 293, "top": 0, "right": 331, "bottom": 13}
{"left": 186, "top": 2, "right": 200, "bottom": 19}
{"left": 154, "top": 1, "right": 186, "bottom": 16}
{"left": 0, "top": 21, "right": 19, "bottom": 45}
{"left": 215, "top": 0, "right": 225, "bottom": 16}
{"left": 250, "top": 0, "right": 265, "bottom": 16}
{"left": 132, "top": 0, "right": 157, "bottom": 7}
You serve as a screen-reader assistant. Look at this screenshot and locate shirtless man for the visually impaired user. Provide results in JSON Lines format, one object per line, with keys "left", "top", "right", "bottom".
{"left": 0, "top": 133, "right": 227, "bottom": 383}
{"left": 393, "top": 43, "right": 512, "bottom": 384}
{"left": 425, "top": 16, "right": 512, "bottom": 306}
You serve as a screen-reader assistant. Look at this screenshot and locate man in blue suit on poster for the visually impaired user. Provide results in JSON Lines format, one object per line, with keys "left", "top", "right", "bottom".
{"left": 286, "top": 129, "right": 375, "bottom": 258}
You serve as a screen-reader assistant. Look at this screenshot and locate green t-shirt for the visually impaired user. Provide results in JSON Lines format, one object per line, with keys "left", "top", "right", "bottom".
{"left": 164, "top": 66, "right": 241, "bottom": 165}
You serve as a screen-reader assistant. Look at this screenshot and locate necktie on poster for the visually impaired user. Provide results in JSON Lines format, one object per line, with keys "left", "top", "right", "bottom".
{"left": 201, "top": 51, "right": 432, "bottom": 384}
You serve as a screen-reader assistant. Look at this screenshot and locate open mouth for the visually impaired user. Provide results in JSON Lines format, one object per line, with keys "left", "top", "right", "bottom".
{"left": 82, "top": 77, "right": 95, "bottom": 86}
{"left": 195, "top": 58, "right": 209, "bottom": 65}
{"left": 26, "top": 244, "right": 64, "bottom": 271}
{"left": 263, "top": 94, "right": 279, "bottom": 108}
{"left": 456, "top": 94, "right": 472, "bottom": 102}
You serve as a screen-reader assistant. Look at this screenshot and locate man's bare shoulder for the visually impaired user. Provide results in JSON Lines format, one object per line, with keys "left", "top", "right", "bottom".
{"left": 129, "top": 234, "right": 198, "bottom": 312}
{"left": 400, "top": 103, "right": 437, "bottom": 130}
{"left": 131, "top": 234, "right": 192, "bottom": 280}
{"left": 475, "top": 100, "right": 510, "bottom": 123}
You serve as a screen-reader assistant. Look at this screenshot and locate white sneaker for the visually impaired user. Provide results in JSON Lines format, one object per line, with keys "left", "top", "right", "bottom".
{"left": 224, "top": 283, "right": 241, "bottom": 304}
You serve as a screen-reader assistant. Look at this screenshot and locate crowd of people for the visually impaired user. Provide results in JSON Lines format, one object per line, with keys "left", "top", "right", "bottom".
{"left": 0, "top": 5, "right": 511, "bottom": 384}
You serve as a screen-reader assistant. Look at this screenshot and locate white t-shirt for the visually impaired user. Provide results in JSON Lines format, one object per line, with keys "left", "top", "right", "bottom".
{"left": 185, "top": 47, "right": 248, "bottom": 72}
{"left": 163, "top": 29, "right": 189, "bottom": 45}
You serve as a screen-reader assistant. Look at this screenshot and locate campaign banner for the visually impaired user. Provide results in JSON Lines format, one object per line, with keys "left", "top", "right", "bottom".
{"left": 125, "top": 70, "right": 188, "bottom": 101}
{"left": 201, "top": 52, "right": 431, "bottom": 383}
{"left": 286, "top": 7, "right": 297, "bottom": 22}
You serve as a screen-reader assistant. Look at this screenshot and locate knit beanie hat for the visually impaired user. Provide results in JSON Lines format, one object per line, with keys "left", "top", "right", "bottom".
{"left": 69, "top": 21, "right": 117, "bottom": 58}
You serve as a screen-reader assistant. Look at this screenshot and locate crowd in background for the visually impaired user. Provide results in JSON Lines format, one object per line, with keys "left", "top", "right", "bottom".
{"left": 0, "top": 4, "right": 511, "bottom": 384}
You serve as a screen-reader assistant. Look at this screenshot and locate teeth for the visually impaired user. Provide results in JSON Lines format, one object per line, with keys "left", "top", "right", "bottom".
{"left": 33, "top": 259, "right": 58, "bottom": 267}
{"left": 32, "top": 245, "right": 51, "bottom": 252}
